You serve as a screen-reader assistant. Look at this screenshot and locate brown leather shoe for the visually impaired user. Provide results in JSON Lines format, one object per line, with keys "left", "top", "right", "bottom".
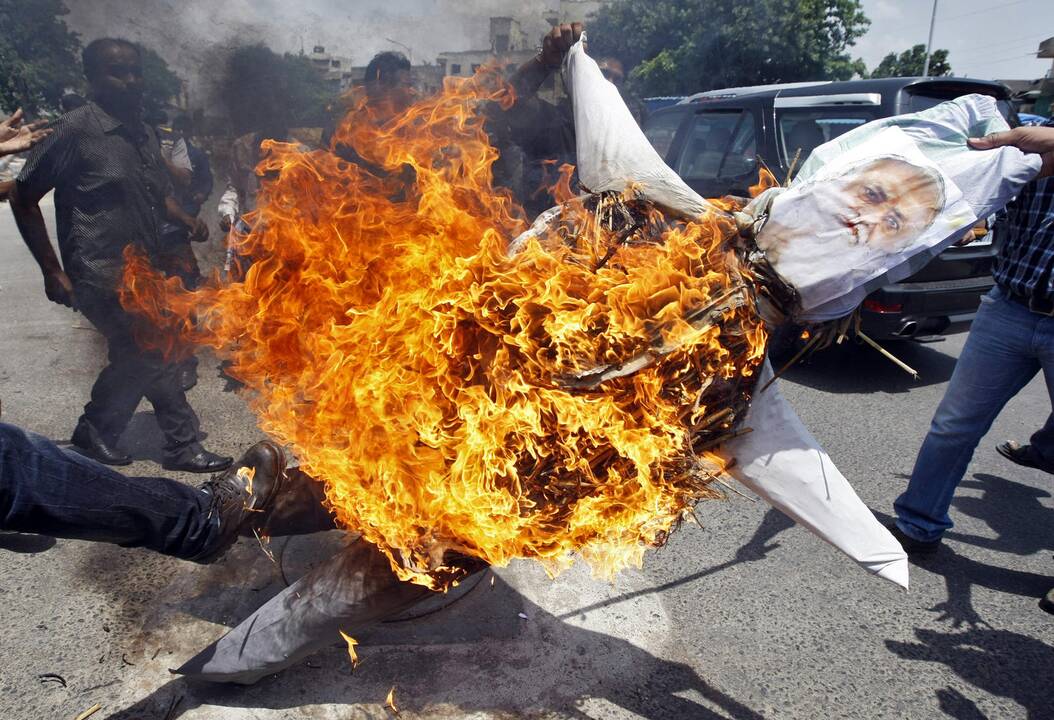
{"left": 191, "top": 441, "right": 286, "bottom": 564}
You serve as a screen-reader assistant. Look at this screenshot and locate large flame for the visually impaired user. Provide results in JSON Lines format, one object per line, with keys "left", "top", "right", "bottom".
{"left": 122, "top": 73, "right": 768, "bottom": 589}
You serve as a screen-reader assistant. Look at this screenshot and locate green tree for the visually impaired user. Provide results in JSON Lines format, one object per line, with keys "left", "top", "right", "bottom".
{"left": 220, "top": 44, "right": 333, "bottom": 136}
{"left": 869, "top": 44, "right": 951, "bottom": 78}
{"left": 139, "top": 45, "right": 183, "bottom": 116}
{"left": 588, "top": 0, "right": 870, "bottom": 97}
{"left": 0, "top": 0, "right": 81, "bottom": 113}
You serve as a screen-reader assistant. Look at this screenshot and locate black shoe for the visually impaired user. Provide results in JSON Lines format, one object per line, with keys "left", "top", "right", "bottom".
{"left": 70, "top": 419, "right": 131, "bottom": 466}
{"left": 1040, "top": 588, "right": 1054, "bottom": 616}
{"left": 163, "top": 446, "right": 234, "bottom": 473}
{"left": 886, "top": 522, "right": 941, "bottom": 556}
{"left": 996, "top": 441, "right": 1054, "bottom": 475}
{"left": 191, "top": 441, "right": 286, "bottom": 564}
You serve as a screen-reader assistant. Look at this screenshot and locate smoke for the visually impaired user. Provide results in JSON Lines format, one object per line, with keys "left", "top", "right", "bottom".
{"left": 63, "top": 0, "right": 585, "bottom": 112}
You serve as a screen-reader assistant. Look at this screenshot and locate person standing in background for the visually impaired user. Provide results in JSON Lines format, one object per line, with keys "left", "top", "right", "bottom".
{"left": 8, "top": 38, "right": 232, "bottom": 473}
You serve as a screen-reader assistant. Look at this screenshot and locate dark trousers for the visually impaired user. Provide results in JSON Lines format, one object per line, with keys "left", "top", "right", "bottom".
{"left": 75, "top": 286, "right": 200, "bottom": 454}
{"left": 0, "top": 422, "right": 217, "bottom": 560}
{"left": 158, "top": 235, "right": 203, "bottom": 376}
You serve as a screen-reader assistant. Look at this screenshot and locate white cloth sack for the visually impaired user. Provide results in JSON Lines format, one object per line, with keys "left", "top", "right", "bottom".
{"left": 725, "top": 362, "right": 908, "bottom": 587}
{"left": 517, "top": 38, "right": 909, "bottom": 587}
{"left": 564, "top": 35, "right": 716, "bottom": 219}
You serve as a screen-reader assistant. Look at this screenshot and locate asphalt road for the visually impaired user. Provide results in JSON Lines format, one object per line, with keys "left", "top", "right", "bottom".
{"left": 0, "top": 199, "right": 1051, "bottom": 720}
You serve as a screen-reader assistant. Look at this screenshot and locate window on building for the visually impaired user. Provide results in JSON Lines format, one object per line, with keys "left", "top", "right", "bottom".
{"left": 331, "top": 59, "right": 340, "bottom": 68}
{"left": 451, "top": 63, "right": 462, "bottom": 75}
{"left": 471, "top": 64, "right": 481, "bottom": 74}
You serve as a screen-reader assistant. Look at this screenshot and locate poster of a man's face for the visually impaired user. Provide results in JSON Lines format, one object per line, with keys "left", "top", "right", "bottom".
{"left": 755, "top": 126, "right": 970, "bottom": 314}
{"left": 759, "top": 156, "right": 946, "bottom": 262}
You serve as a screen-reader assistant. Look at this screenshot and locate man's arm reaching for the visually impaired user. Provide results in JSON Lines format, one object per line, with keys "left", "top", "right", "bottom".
{"left": 508, "top": 23, "right": 583, "bottom": 100}
{"left": 165, "top": 195, "right": 209, "bottom": 242}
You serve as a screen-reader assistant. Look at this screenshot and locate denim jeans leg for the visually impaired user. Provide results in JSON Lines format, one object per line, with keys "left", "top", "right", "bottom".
{"left": 894, "top": 289, "right": 1040, "bottom": 542}
{"left": 0, "top": 422, "right": 219, "bottom": 560}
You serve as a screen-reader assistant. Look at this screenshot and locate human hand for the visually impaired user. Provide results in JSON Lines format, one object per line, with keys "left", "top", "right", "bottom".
{"left": 953, "top": 218, "right": 989, "bottom": 246}
{"left": 0, "top": 108, "right": 52, "bottom": 157}
{"left": 928, "top": 600, "right": 991, "bottom": 630}
{"left": 969, "top": 126, "right": 1054, "bottom": 178}
{"left": 189, "top": 217, "right": 209, "bottom": 242}
{"left": 43, "top": 270, "right": 74, "bottom": 307}
{"left": 539, "top": 22, "right": 584, "bottom": 68}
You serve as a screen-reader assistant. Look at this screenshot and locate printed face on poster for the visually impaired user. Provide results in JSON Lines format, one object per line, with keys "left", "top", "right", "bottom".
{"left": 756, "top": 126, "right": 976, "bottom": 311}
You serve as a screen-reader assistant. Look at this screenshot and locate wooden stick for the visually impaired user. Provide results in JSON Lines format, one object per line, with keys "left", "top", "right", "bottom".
{"left": 75, "top": 705, "right": 102, "bottom": 720}
{"left": 759, "top": 331, "right": 821, "bottom": 394}
{"left": 856, "top": 330, "right": 919, "bottom": 379}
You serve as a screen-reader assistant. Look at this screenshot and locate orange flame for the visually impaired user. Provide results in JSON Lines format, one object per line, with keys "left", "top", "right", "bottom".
{"left": 339, "top": 630, "right": 360, "bottom": 670}
{"left": 386, "top": 686, "right": 399, "bottom": 714}
{"left": 121, "top": 71, "right": 767, "bottom": 589}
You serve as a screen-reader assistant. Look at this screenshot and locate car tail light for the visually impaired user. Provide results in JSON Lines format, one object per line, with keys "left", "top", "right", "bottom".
{"left": 863, "top": 299, "right": 903, "bottom": 314}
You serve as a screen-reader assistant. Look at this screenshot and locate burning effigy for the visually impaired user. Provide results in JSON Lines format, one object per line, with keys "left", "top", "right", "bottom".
{"left": 121, "top": 39, "right": 1041, "bottom": 682}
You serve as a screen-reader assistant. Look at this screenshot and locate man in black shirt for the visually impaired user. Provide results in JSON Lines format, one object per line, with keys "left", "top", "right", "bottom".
{"left": 9, "top": 38, "right": 231, "bottom": 473}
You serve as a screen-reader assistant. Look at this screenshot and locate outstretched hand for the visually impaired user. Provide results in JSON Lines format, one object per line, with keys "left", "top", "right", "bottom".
{"left": 969, "top": 125, "right": 1054, "bottom": 178}
{"left": 0, "top": 108, "right": 52, "bottom": 158}
{"left": 539, "top": 22, "right": 584, "bottom": 68}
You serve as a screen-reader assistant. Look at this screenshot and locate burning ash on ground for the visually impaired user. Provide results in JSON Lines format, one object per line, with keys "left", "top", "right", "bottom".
{"left": 121, "top": 71, "right": 769, "bottom": 590}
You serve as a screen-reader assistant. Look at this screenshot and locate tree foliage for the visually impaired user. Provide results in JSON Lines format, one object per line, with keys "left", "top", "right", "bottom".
{"left": 140, "top": 45, "right": 183, "bottom": 115}
{"left": 588, "top": 0, "right": 871, "bottom": 97}
{"left": 869, "top": 44, "right": 951, "bottom": 79}
{"left": 0, "top": 0, "right": 81, "bottom": 113}
{"left": 220, "top": 44, "right": 333, "bottom": 136}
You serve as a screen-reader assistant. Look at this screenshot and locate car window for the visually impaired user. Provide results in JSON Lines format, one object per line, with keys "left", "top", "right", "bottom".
{"left": 674, "top": 111, "right": 756, "bottom": 182}
{"left": 777, "top": 109, "right": 876, "bottom": 169}
{"left": 643, "top": 111, "right": 684, "bottom": 159}
{"left": 903, "top": 91, "right": 1011, "bottom": 121}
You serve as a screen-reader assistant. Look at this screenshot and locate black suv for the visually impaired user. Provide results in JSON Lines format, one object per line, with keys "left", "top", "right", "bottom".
{"left": 643, "top": 77, "right": 1016, "bottom": 350}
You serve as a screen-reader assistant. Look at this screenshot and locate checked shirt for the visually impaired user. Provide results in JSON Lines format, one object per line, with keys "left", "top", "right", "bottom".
{"left": 995, "top": 117, "right": 1054, "bottom": 304}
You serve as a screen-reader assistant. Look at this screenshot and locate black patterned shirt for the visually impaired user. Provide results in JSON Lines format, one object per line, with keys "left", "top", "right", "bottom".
{"left": 16, "top": 101, "right": 172, "bottom": 291}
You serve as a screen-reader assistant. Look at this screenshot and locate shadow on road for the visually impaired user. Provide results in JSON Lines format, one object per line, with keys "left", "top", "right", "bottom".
{"left": 97, "top": 512, "right": 795, "bottom": 719}
{"left": 105, "top": 574, "right": 769, "bottom": 720}
{"left": 880, "top": 471, "right": 1054, "bottom": 719}
{"left": 944, "top": 474, "right": 1054, "bottom": 557}
{"left": 781, "top": 338, "right": 958, "bottom": 394}
{"left": 886, "top": 627, "right": 1053, "bottom": 720}
{"left": 0, "top": 532, "right": 56, "bottom": 554}
{"left": 558, "top": 507, "right": 794, "bottom": 619}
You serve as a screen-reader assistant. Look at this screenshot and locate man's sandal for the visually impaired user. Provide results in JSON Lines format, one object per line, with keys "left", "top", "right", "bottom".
{"left": 996, "top": 441, "right": 1054, "bottom": 475}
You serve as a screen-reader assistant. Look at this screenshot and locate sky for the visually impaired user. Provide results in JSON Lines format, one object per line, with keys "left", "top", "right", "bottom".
{"left": 855, "top": 0, "right": 1053, "bottom": 80}
{"left": 64, "top": 0, "right": 1054, "bottom": 103}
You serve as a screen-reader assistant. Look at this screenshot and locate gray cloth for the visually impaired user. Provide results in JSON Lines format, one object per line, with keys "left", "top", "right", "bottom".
{"left": 174, "top": 538, "right": 433, "bottom": 684}
{"left": 16, "top": 101, "right": 173, "bottom": 290}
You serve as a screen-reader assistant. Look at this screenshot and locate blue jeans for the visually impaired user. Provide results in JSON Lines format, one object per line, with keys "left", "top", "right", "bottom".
{"left": 0, "top": 422, "right": 219, "bottom": 560}
{"left": 894, "top": 286, "right": 1054, "bottom": 542}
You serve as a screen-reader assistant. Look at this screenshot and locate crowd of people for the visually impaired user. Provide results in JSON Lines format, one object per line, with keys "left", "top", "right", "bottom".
{"left": 0, "top": 21, "right": 1052, "bottom": 680}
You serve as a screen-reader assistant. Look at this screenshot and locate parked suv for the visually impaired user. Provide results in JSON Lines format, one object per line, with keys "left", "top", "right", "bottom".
{"left": 642, "top": 77, "right": 1017, "bottom": 353}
